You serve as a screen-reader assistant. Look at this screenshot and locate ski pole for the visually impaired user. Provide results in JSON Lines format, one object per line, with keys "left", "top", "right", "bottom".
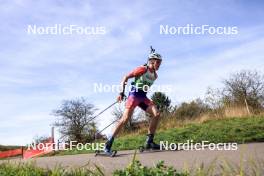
{"left": 98, "top": 119, "right": 118, "bottom": 135}
{"left": 94, "top": 96, "right": 127, "bottom": 140}
{"left": 94, "top": 118, "right": 120, "bottom": 140}
{"left": 87, "top": 100, "right": 118, "bottom": 124}
{"left": 88, "top": 94, "right": 127, "bottom": 124}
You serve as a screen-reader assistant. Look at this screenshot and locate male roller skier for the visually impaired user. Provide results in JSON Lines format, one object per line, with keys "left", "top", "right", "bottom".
{"left": 104, "top": 49, "right": 162, "bottom": 155}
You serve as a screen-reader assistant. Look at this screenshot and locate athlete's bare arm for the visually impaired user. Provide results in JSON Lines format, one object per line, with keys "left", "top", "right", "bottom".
{"left": 117, "top": 66, "right": 147, "bottom": 102}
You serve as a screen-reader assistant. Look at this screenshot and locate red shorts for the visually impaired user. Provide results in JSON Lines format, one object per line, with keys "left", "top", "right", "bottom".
{"left": 125, "top": 95, "right": 154, "bottom": 111}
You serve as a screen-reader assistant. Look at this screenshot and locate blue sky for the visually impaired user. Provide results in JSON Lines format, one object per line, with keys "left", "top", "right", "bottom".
{"left": 0, "top": 0, "right": 264, "bottom": 145}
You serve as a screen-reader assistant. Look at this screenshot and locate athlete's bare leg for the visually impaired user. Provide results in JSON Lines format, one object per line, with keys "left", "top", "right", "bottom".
{"left": 146, "top": 105, "right": 160, "bottom": 134}
{"left": 112, "top": 107, "right": 135, "bottom": 137}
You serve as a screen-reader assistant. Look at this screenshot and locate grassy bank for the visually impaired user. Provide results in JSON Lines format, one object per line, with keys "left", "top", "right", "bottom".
{"left": 0, "top": 145, "right": 21, "bottom": 152}
{"left": 57, "top": 115, "right": 264, "bottom": 155}
{"left": 112, "top": 116, "right": 264, "bottom": 150}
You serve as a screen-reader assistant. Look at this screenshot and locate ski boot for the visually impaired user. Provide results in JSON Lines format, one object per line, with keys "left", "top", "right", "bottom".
{"left": 95, "top": 137, "right": 117, "bottom": 157}
{"left": 139, "top": 134, "right": 162, "bottom": 152}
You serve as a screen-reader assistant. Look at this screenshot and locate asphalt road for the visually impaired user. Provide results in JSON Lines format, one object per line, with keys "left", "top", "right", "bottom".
{"left": 2, "top": 143, "right": 264, "bottom": 175}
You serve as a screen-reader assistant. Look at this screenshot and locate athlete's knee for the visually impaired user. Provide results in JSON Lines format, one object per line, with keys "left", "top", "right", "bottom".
{"left": 119, "top": 116, "right": 129, "bottom": 125}
{"left": 153, "top": 111, "right": 160, "bottom": 119}
{"left": 118, "top": 108, "right": 133, "bottom": 124}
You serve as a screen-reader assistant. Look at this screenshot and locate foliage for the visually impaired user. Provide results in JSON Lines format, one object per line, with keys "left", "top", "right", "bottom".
{"left": 173, "top": 99, "right": 209, "bottom": 120}
{"left": 53, "top": 97, "right": 98, "bottom": 143}
{"left": 222, "top": 70, "right": 264, "bottom": 112}
{"left": 151, "top": 92, "right": 171, "bottom": 113}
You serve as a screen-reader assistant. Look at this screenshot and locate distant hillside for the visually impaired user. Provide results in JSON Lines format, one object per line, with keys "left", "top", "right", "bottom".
{"left": 0, "top": 145, "right": 21, "bottom": 151}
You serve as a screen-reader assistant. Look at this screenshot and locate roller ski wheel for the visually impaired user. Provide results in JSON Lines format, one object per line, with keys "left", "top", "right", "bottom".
{"left": 95, "top": 150, "right": 117, "bottom": 157}
{"left": 139, "top": 146, "right": 145, "bottom": 153}
{"left": 138, "top": 146, "right": 161, "bottom": 153}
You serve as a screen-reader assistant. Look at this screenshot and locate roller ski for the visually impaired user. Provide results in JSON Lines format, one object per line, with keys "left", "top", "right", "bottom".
{"left": 95, "top": 149, "right": 117, "bottom": 157}
{"left": 95, "top": 136, "right": 117, "bottom": 157}
{"left": 139, "top": 134, "right": 163, "bottom": 152}
{"left": 138, "top": 142, "right": 163, "bottom": 152}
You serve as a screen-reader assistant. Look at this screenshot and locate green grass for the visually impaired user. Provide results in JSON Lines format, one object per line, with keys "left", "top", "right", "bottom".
{"left": 112, "top": 115, "right": 264, "bottom": 151}
{"left": 55, "top": 148, "right": 96, "bottom": 156}
{"left": 114, "top": 153, "right": 264, "bottom": 176}
{"left": 0, "top": 145, "right": 21, "bottom": 152}
{"left": 0, "top": 161, "right": 105, "bottom": 176}
{"left": 113, "top": 150, "right": 186, "bottom": 176}
{"left": 56, "top": 116, "right": 264, "bottom": 155}
{"left": 0, "top": 160, "right": 186, "bottom": 176}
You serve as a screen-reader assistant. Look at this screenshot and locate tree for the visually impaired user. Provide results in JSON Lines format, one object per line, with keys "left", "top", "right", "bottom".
{"left": 32, "top": 135, "right": 51, "bottom": 144}
{"left": 174, "top": 99, "right": 208, "bottom": 120}
{"left": 222, "top": 70, "right": 264, "bottom": 112}
{"left": 205, "top": 87, "right": 223, "bottom": 109}
{"left": 151, "top": 92, "right": 171, "bottom": 113}
{"left": 53, "top": 97, "right": 98, "bottom": 143}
